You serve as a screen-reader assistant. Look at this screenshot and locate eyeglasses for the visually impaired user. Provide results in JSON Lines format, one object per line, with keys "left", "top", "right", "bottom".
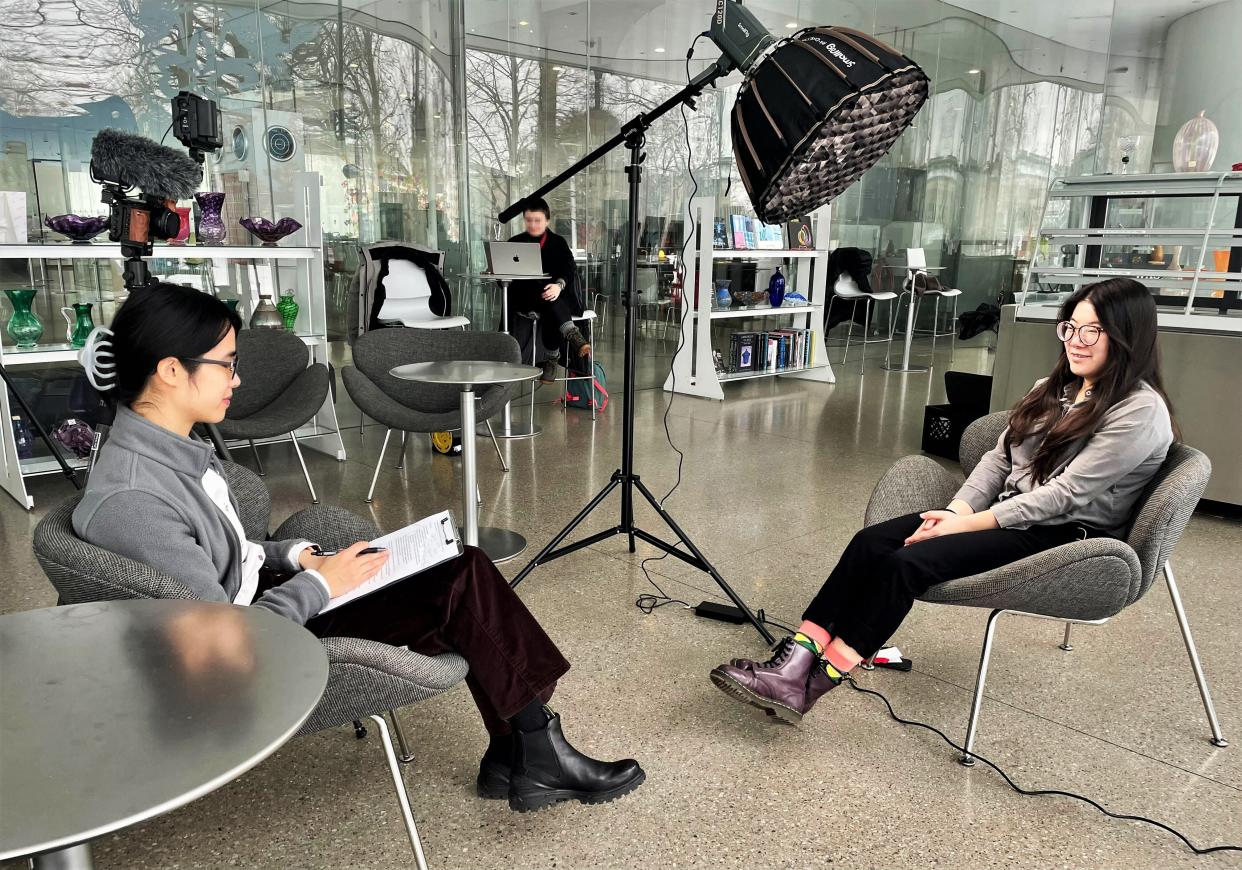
{"left": 1056, "top": 321, "right": 1105, "bottom": 346}
{"left": 182, "top": 356, "right": 238, "bottom": 376}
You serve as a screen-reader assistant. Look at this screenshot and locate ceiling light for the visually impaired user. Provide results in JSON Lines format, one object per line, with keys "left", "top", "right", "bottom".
{"left": 654, "top": 47, "right": 665, "bottom": 53}
{"left": 786, "top": 22, "right": 798, "bottom": 28}
{"left": 518, "top": 19, "right": 528, "bottom": 26}
{"left": 552, "top": 65, "right": 564, "bottom": 71}
{"left": 967, "top": 68, "right": 981, "bottom": 74}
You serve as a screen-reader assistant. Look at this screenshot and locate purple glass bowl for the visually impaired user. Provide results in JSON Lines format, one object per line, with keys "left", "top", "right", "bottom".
{"left": 239, "top": 217, "right": 302, "bottom": 247}
{"left": 45, "top": 214, "right": 109, "bottom": 244}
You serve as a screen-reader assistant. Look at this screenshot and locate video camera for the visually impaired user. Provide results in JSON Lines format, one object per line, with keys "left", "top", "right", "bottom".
{"left": 90, "top": 91, "right": 223, "bottom": 289}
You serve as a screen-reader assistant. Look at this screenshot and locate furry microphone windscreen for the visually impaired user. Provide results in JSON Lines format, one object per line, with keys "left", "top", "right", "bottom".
{"left": 89, "top": 129, "right": 204, "bottom": 202}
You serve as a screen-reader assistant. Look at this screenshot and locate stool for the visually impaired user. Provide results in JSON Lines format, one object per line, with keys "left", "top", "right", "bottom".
{"left": 559, "top": 310, "right": 598, "bottom": 421}
{"left": 517, "top": 309, "right": 542, "bottom": 426}
{"left": 825, "top": 277, "right": 898, "bottom": 373}
{"left": 888, "top": 284, "right": 962, "bottom": 364}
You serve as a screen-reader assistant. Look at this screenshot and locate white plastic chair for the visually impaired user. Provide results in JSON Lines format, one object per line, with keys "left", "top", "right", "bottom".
{"left": 377, "top": 254, "right": 470, "bottom": 330}
{"left": 826, "top": 273, "right": 898, "bottom": 373}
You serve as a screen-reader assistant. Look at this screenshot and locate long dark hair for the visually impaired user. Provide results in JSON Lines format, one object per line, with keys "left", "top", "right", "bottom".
{"left": 108, "top": 282, "right": 242, "bottom": 406}
{"left": 1007, "top": 277, "right": 1176, "bottom": 484}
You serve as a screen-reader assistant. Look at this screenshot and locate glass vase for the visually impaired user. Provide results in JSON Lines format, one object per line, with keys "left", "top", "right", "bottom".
{"left": 4, "top": 288, "right": 43, "bottom": 348}
{"left": 195, "top": 192, "right": 227, "bottom": 245}
{"left": 276, "top": 289, "right": 300, "bottom": 331}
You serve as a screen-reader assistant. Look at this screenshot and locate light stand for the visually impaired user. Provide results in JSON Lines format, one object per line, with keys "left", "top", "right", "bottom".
{"left": 503, "top": 57, "right": 775, "bottom": 645}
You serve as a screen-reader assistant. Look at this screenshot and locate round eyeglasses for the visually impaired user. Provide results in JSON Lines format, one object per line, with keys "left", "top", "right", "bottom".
{"left": 1056, "top": 321, "right": 1104, "bottom": 346}
{"left": 182, "top": 356, "right": 239, "bottom": 376}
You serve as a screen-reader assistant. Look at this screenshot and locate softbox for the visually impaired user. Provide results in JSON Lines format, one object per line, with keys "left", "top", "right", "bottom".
{"left": 730, "top": 26, "right": 929, "bottom": 224}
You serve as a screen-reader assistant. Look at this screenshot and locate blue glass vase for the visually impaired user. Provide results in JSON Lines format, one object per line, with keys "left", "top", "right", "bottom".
{"left": 767, "top": 266, "right": 786, "bottom": 308}
{"left": 714, "top": 279, "right": 732, "bottom": 309}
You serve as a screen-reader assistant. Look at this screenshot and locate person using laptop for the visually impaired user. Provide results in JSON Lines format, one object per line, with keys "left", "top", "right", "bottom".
{"left": 506, "top": 196, "right": 590, "bottom": 383}
{"left": 71, "top": 284, "right": 645, "bottom": 813}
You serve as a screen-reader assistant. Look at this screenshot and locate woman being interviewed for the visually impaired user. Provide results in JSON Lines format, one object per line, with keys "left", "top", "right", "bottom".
{"left": 711, "top": 278, "right": 1177, "bottom": 723}
{"left": 73, "top": 283, "right": 644, "bottom": 812}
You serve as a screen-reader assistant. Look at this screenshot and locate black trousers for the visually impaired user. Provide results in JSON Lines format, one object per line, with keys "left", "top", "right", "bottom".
{"left": 266, "top": 547, "right": 570, "bottom": 737}
{"left": 802, "top": 512, "right": 1103, "bottom": 658}
{"left": 504, "top": 283, "right": 586, "bottom": 365}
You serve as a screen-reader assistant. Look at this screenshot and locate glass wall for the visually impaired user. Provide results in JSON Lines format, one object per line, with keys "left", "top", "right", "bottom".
{"left": 3, "top": 0, "right": 1230, "bottom": 393}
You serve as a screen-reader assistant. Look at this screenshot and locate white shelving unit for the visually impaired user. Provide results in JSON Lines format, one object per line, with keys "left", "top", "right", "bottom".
{"left": 663, "top": 197, "right": 834, "bottom": 400}
{"left": 0, "top": 171, "right": 345, "bottom": 509}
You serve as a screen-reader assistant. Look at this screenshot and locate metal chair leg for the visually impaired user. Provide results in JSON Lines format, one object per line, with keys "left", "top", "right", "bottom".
{"left": 288, "top": 430, "right": 319, "bottom": 504}
{"left": 842, "top": 299, "right": 859, "bottom": 364}
{"left": 860, "top": 654, "right": 877, "bottom": 671}
{"left": 931, "top": 297, "right": 941, "bottom": 357}
{"left": 859, "top": 297, "right": 871, "bottom": 374}
{"left": 485, "top": 419, "right": 509, "bottom": 473}
{"left": 1164, "top": 562, "right": 1229, "bottom": 747}
{"left": 389, "top": 710, "right": 415, "bottom": 764}
{"left": 249, "top": 439, "right": 265, "bottom": 476}
{"left": 368, "top": 714, "right": 431, "bottom": 870}
{"left": 1059, "top": 622, "right": 1074, "bottom": 651}
{"left": 395, "top": 430, "right": 409, "bottom": 469}
{"left": 366, "top": 429, "right": 392, "bottom": 503}
{"left": 961, "top": 608, "right": 1004, "bottom": 767}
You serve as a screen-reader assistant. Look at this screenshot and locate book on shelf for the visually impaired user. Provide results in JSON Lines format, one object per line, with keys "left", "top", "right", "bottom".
{"left": 743, "top": 217, "right": 758, "bottom": 250}
{"left": 729, "top": 214, "right": 750, "bottom": 250}
{"left": 756, "top": 222, "right": 784, "bottom": 249}
{"left": 712, "top": 218, "right": 730, "bottom": 249}
{"left": 723, "top": 328, "right": 816, "bottom": 376}
{"left": 784, "top": 215, "right": 815, "bottom": 250}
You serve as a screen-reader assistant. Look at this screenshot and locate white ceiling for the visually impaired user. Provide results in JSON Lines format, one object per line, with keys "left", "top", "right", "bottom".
{"left": 460, "top": 0, "right": 1234, "bottom": 73}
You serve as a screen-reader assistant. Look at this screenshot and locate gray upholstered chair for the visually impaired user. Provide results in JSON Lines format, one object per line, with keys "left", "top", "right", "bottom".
{"left": 342, "top": 328, "right": 519, "bottom": 503}
{"left": 216, "top": 329, "right": 330, "bottom": 504}
{"left": 31, "top": 462, "right": 466, "bottom": 870}
{"left": 864, "top": 411, "right": 1227, "bottom": 764}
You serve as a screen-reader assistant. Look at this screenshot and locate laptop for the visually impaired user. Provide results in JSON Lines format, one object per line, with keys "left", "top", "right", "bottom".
{"left": 485, "top": 241, "right": 545, "bottom": 276}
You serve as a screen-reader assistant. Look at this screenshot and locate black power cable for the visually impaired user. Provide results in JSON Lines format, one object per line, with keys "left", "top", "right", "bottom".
{"left": 634, "top": 32, "right": 708, "bottom": 616}
{"left": 845, "top": 678, "right": 1241, "bottom": 857}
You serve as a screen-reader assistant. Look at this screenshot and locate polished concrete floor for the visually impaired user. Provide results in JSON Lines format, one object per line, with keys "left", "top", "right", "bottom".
{"left": 2, "top": 331, "right": 1239, "bottom": 870}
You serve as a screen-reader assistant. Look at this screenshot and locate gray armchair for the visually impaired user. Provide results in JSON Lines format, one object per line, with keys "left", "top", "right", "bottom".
{"left": 342, "top": 328, "right": 520, "bottom": 502}
{"left": 216, "top": 329, "right": 330, "bottom": 504}
{"left": 31, "top": 462, "right": 465, "bottom": 870}
{"left": 864, "top": 411, "right": 1226, "bottom": 763}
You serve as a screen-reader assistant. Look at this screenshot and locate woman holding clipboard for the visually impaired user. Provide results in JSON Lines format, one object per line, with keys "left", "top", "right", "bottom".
{"left": 71, "top": 284, "right": 644, "bottom": 813}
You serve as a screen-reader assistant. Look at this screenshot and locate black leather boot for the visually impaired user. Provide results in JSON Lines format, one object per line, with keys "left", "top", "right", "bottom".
{"left": 508, "top": 708, "right": 645, "bottom": 812}
{"left": 476, "top": 735, "right": 512, "bottom": 799}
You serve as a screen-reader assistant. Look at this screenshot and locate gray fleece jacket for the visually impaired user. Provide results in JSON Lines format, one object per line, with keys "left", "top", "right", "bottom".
{"left": 72, "top": 406, "right": 330, "bottom": 624}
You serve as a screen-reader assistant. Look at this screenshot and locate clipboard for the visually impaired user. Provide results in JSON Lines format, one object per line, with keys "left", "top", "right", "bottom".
{"left": 319, "top": 510, "right": 464, "bottom": 613}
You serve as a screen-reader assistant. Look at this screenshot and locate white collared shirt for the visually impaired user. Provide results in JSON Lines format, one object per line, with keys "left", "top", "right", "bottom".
{"left": 200, "top": 467, "right": 330, "bottom": 604}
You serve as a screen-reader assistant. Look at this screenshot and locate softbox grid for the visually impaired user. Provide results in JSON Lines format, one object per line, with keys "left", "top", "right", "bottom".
{"left": 731, "top": 27, "right": 930, "bottom": 224}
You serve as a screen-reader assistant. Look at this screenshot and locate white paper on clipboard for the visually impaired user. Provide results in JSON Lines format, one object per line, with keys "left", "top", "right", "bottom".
{"left": 320, "top": 510, "right": 463, "bottom": 612}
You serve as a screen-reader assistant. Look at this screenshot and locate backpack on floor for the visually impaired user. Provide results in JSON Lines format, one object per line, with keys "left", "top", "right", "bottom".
{"left": 563, "top": 362, "right": 608, "bottom": 412}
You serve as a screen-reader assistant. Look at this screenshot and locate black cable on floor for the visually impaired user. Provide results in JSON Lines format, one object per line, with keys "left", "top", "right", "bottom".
{"left": 846, "top": 678, "right": 1241, "bottom": 857}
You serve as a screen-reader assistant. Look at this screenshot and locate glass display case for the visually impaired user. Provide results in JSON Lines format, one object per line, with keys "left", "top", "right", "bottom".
{"left": 1022, "top": 172, "right": 1242, "bottom": 333}
{"left": 0, "top": 172, "right": 345, "bottom": 509}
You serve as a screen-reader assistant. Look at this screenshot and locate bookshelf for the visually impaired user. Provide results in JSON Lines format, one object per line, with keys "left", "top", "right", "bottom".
{"left": 663, "top": 197, "right": 834, "bottom": 400}
{"left": 0, "top": 172, "right": 346, "bottom": 509}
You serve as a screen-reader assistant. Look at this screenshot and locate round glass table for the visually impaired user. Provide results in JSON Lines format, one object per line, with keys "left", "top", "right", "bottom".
{"left": 0, "top": 600, "right": 329, "bottom": 869}
{"left": 389, "top": 359, "right": 541, "bottom": 562}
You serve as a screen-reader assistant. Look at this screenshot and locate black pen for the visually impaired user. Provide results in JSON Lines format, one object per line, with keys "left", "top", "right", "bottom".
{"left": 311, "top": 546, "right": 387, "bottom": 557}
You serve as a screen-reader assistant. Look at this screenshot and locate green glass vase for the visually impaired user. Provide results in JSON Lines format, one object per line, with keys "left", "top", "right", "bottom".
{"left": 4, "top": 289, "right": 44, "bottom": 348}
{"left": 276, "top": 289, "right": 300, "bottom": 331}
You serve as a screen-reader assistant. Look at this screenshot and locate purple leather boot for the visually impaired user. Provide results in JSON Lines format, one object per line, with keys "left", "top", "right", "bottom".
{"left": 710, "top": 637, "right": 838, "bottom": 724}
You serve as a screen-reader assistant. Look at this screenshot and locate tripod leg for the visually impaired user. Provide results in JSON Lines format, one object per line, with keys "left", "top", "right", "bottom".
{"left": 633, "top": 477, "right": 774, "bottom": 644}
{"left": 510, "top": 475, "right": 622, "bottom": 587}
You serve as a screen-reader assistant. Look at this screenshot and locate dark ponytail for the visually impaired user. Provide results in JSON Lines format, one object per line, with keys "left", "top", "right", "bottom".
{"left": 108, "top": 283, "right": 242, "bottom": 406}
